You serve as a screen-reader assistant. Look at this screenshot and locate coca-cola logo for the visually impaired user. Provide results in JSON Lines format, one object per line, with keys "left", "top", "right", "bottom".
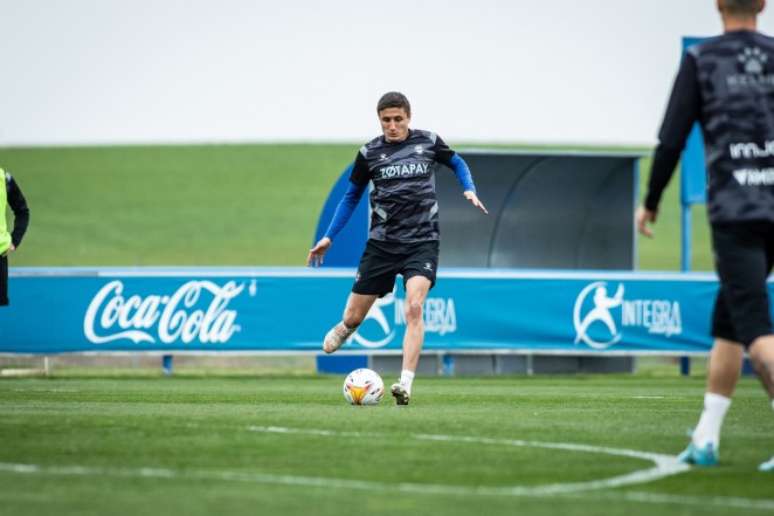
{"left": 83, "top": 280, "right": 248, "bottom": 344}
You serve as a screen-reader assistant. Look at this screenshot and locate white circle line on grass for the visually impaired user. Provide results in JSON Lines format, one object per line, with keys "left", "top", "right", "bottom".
{"left": 247, "top": 425, "right": 689, "bottom": 496}
{"left": 0, "top": 458, "right": 772, "bottom": 512}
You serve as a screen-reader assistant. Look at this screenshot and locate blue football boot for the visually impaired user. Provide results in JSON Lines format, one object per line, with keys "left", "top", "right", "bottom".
{"left": 677, "top": 442, "right": 719, "bottom": 466}
{"left": 759, "top": 456, "right": 774, "bottom": 472}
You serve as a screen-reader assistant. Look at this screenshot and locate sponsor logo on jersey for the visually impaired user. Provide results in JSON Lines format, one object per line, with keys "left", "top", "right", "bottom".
{"left": 733, "top": 168, "right": 774, "bottom": 186}
{"left": 376, "top": 161, "right": 430, "bottom": 180}
{"left": 729, "top": 140, "right": 774, "bottom": 159}
{"left": 739, "top": 46, "right": 768, "bottom": 74}
{"left": 727, "top": 46, "right": 774, "bottom": 88}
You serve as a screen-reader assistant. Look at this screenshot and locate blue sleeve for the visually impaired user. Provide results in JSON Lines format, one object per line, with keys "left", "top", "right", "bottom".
{"left": 323, "top": 181, "right": 368, "bottom": 241}
{"left": 449, "top": 154, "right": 476, "bottom": 193}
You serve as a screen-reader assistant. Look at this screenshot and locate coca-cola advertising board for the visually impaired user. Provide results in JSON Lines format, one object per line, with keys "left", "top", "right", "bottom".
{"left": 0, "top": 269, "right": 357, "bottom": 353}
{"left": 2, "top": 267, "right": 770, "bottom": 355}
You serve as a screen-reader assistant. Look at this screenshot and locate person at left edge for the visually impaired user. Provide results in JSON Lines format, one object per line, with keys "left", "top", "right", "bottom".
{"left": 0, "top": 167, "right": 31, "bottom": 306}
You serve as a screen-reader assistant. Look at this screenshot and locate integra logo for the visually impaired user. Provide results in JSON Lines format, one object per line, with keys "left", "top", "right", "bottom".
{"left": 573, "top": 282, "right": 682, "bottom": 350}
{"left": 350, "top": 289, "right": 456, "bottom": 348}
{"left": 376, "top": 162, "right": 430, "bottom": 180}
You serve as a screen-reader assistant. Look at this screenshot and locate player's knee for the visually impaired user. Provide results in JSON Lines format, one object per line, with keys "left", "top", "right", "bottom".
{"left": 405, "top": 299, "right": 423, "bottom": 325}
{"left": 752, "top": 354, "right": 774, "bottom": 377}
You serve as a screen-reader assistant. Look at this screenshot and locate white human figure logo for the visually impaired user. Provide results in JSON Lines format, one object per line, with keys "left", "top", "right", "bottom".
{"left": 573, "top": 282, "right": 624, "bottom": 349}
{"left": 350, "top": 291, "right": 396, "bottom": 348}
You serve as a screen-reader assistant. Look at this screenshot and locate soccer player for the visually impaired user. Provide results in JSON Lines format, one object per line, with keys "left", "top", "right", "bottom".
{"left": 637, "top": 0, "right": 774, "bottom": 471}
{"left": 0, "top": 167, "right": 30, "bottom": 307}
{"left": 307, "top": 91, "right": 487, "bottom": 405}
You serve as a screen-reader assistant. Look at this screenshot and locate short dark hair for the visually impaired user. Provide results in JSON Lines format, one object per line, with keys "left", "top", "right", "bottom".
{"left": 721, "top": 0, "right": 763, "bottom": 15}
{"left": 377, "top": 92, "right": 411, "bottom": 117}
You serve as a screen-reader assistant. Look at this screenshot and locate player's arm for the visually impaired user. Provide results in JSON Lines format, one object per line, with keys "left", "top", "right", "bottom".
{"left": 4, "top": 174, "right": 30, "bottom": 255}
{"left": 307, "top": 154, "right": 369, "bottom": 267}
{"left": 434, "top": 136, "right": 488, "bottom": 214}
{"left": 638, "top": 51, "right": 701, "bottom": 237}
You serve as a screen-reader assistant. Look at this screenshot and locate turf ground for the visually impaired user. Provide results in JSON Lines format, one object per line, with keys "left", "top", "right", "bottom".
{"left": 1, "top": 373, "right": 772, "bottom": 516}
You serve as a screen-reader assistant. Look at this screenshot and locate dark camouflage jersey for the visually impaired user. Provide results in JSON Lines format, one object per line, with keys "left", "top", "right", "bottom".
{"left": 647, "top": 30, "right": 774, "bottom": 223}
{"left": 350, "top": 129, "right": 455, "bottom": 242}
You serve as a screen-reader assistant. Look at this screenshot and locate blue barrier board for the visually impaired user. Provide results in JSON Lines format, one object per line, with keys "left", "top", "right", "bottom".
{"left": 1, "top": 268, "right": 766, "bottom": 355}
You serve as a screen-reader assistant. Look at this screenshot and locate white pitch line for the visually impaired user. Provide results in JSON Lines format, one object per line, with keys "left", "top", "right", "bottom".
{"left": 1, "top": 460, "right": 773, "bottom": 512}
{"left": 247, "top": 425, "right": 690, "bottom": 495}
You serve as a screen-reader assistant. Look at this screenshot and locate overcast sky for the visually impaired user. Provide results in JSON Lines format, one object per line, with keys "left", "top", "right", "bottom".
{"left": 2, "top": 0, "right": 774, "bottom": 146}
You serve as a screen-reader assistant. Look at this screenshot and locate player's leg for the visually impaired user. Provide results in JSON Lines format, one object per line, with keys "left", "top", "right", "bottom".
{"left": 390, "top": 274, "right": 431, "bottom": 405}
{"left": 390, "top": 241, "right": 438, "bottom": 405}
{"left": 0, "top": 254, "right": 8, "bottom": 306}
{"left": 678, "top": 335, "right": 743, "bottom": 465}
{"left": 323, "top": 241, "right": 397, "bottom": 353}
{"left": 749, "top": 334, "right": 774, "bottom": 468}
{"left": 401, "top": 274, "right": 431, "bottom": 372}
{"left": 323, "top": 293, "right": 378, "bottom": 353}
{"left": 748, "top": 223, "right": 774, "bottom": 471}
{"left": 679, "top": 223, "right": 762, "bottom": 465}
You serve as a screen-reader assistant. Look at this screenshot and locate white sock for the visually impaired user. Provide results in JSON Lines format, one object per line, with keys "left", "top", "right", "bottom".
{"left": 399, "top": 369, "right": 415, "bottom": 394}
{"left": 771, "top": 399, "right": 774, "bottom": 412}
{"left": 692, "top": 392, "right": 731, "bottom": 448}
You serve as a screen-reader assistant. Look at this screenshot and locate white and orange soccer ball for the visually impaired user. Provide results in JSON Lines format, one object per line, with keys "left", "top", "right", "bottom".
{"left": 342, "top": 368, "right": 384, "bottom": 406}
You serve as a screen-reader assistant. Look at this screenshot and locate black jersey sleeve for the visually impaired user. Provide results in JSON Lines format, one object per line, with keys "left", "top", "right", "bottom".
{"left": 349, "top": 149, "right": 371, "bottom": 186}
{"left": 644, "top": 52, "right": 701, "bottom": 212}
{"left": 6, "top": 174, "right": 30, "bottom": 247}
{"left": 432, "top": 134, "right": 456, "bottom": 166}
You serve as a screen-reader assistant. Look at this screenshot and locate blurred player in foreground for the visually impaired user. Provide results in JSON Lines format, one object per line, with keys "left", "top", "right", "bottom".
{"left": 637, "top": 0, "right": 774, "bottom": 471}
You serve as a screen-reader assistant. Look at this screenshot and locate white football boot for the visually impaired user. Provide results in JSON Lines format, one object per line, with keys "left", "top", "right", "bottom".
{"left": 322, "top": 323, "right": 355, "bottom": 354}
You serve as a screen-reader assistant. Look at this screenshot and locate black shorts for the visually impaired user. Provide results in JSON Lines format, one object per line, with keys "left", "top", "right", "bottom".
{"left": 352, "top": 239, "right": 439, "bottom": 297}
{"left": 711, "top": 221, "right": 774, "bottom": 348}
{"left": 0, "top": 254, "right": 7, "bottom": 306}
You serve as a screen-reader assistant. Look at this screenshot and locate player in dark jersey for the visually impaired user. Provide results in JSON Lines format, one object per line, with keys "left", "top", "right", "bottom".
{"left": 0, "top": 168, "right": 30, "bottom": 307}
{"left": 307, "top": 92, "right": 487, "bottom": 405}
{"left": 637, "top": 0, "right": 774, "bottom": 471}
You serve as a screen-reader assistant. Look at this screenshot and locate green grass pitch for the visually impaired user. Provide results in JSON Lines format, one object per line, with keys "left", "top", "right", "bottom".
{"left": 0, "top": 143, "right": 711, "bottom": 270}
{"left": 1, "top": 374, "right": 772, "bottom": 516}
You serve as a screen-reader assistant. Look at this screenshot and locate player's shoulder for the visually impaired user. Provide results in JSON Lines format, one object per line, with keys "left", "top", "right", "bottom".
{"left": 410, "top": 129, "right": 440, "bottom": 145}
{"left": 359, "top": 135, "right": 386, "bottom": 158}
{"left": 687, "top": 35, "right": 723, "bottom": 59}
{"left": 690, "top": 31, "right": 774, "bottom": 58}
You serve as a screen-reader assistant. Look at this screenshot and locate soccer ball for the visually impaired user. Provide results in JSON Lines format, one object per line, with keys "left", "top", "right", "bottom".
{"left": 343, "top": 368, "right": 384, "bottom": 406}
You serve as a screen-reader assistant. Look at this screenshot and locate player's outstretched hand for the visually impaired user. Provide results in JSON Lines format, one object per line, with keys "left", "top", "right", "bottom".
{"left": 464, "top": 191, "right": 488, "bottom": 214}
{"left": 307, "top": 237, "right": 332, "bottom": 267}
{"left": 1, "top": 243, "right": 15, "bottom": 257}
{"left": 635, "top": 206, "right": 657, "bottom": 238}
